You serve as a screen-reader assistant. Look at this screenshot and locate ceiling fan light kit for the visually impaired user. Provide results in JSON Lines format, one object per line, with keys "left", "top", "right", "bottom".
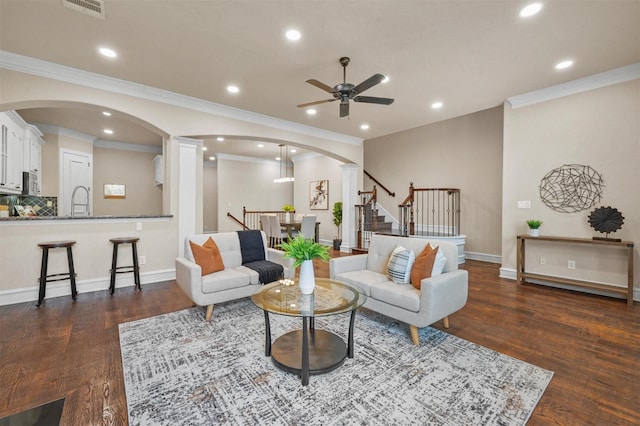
{"left": 298, "top": 57, "right": 394, "bottom": 118}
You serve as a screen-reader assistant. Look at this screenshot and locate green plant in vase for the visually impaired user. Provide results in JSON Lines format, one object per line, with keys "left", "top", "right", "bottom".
{"left": 282, "top": 204, "right": 295, "bottom": 222}
{"left": 279, "top": 235, "right": 330, "bottom": 294}
{"left": 332, "top": 201, "right": 343, "bottom": 250}
{"left": 526, "top": 219, "right": 543, "bottom": 236}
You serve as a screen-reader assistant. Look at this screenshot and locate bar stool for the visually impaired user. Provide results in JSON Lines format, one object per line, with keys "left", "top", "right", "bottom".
{"left": 109, "top": 237, "right": 141, "bottom": 294}
{"left": 37, "top": 240, "right": 78, "bottom": 307}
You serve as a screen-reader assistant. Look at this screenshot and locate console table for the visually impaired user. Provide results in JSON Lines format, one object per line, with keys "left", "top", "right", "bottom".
{"left": 516, "top": 234, "right": 635, "bottom": 305}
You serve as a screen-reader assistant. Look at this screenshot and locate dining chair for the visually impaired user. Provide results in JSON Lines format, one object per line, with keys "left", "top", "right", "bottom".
{"left": 269, "top": 215, "right": 287, "bottom": 247}
{"left": 260, "top": 215, "right": 273, "bottom": 247}
{"left": 299, "top": 215, "right": 317, "bottom": 240}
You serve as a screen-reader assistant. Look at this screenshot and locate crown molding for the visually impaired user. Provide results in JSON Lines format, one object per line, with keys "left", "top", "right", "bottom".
{"left": 94, "top": 139, "right": 162, "bottom": 153}
{"left": 507, "top": 63, "right": 640, "bottom": 109}
{"left": 33, "top": 122, "right": 96, "bottom": 143}
{"left": 0, "top": 50, "right": 363, "bottom": 146}
{"left": 215, "top": 152, "right": 276, "bottom": 165}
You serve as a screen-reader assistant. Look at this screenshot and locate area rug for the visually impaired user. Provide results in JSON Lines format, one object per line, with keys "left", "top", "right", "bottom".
{"left": 119, "top": 299, "right": 553, "bottom": 425}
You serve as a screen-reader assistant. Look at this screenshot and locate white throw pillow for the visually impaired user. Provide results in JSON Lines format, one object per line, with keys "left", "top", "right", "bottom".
{"left": 387, "top": 244, "right": 416, "bottom": 284}
{"left": 432, "top": 248, "right": 447, "bottom": 276}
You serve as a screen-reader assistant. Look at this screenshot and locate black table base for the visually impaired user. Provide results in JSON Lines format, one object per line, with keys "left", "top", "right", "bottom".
{"left": 263, "top": 310, "right": 357, "bottom": 385}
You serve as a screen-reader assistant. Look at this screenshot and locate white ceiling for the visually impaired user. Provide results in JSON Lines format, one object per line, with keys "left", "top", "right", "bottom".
{"left": 1, "top": 0, "right": 639, "bottom": 160}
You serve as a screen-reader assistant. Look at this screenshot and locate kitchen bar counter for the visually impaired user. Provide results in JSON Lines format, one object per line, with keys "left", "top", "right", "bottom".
{"left": 0, "top": 214, "right": 173, "bottom": 221}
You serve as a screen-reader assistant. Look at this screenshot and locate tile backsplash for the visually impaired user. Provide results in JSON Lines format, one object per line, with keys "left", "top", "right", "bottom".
{"left": 0, "top": 195, "right": 58, "bottom": 216}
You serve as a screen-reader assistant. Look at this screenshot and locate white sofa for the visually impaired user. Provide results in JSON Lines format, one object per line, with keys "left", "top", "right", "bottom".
{"left": 330, "top": 234, "right": 468, "bottom": 345}
{"left": 175, "top": 231, "right": 294, "bottom": 320}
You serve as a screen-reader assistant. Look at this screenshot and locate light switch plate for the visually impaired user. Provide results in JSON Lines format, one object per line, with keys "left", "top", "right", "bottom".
{"left": 517, "top": 200, "right": 531, "bottom": 209}
{"left": 136, "top": 222, "right": 142, "bottom": 231}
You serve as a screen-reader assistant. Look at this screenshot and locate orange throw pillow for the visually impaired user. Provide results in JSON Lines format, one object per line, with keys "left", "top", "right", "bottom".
{"left": 410, "top": 243, "right": 439, "bottom": 289}
{"left": 189, "top": 237, "right": 225, "bottom": 276}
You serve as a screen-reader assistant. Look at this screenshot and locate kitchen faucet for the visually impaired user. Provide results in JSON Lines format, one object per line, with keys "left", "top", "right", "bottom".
{"left": 71, "top": 185, "right": 90, "bottom": 217}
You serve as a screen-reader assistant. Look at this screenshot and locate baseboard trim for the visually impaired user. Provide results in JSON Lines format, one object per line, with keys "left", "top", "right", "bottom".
{"left": 0, "top": 269, "right": 176, "bottom": 306}
{"left": 499, "top": 267, "right": 639, "bottom": 302}
{"left": 465, "top": 251, "right": 501, "bottom": 264}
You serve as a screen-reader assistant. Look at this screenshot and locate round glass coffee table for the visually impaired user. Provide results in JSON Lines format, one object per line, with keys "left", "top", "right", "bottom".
{"left": 251, "top": 278, "right": 366, "bottom": 386}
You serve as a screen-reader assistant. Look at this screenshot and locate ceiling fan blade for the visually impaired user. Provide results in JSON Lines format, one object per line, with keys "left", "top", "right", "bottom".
{"left": 353, "top": 74, "right": 385, "bottom": 94}
{"left": 306, "top": 79, "right": 336, "bottom": 93}
{"left": 353, "top": 95, "right": 395, "bottom": 105}
{"left": 340, "top": 102, "right": 349, "bottom": 118}
{"left": 297, "top": 99, "right": 336, "bottom": 108}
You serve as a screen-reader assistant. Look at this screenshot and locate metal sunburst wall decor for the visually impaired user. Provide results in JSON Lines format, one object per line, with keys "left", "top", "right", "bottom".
{"left": 539, "top": 164, "right": 604, "bottom": 213}
{"left": 588, "top": 206, "right": 624, "bottom": 241}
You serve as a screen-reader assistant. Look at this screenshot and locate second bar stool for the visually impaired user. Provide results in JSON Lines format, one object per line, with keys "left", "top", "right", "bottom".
{"left": 109, "top": 237, "right": 141, "bottom": 294}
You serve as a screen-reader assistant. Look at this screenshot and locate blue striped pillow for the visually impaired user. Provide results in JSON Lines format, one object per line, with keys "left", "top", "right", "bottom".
{"left": 386, "top": 245, "right": 416, "bottom": 284}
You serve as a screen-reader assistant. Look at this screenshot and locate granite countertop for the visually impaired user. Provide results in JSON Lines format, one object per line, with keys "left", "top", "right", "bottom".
{"left": 0, "top": 214, "right": 173, "bottom": 221}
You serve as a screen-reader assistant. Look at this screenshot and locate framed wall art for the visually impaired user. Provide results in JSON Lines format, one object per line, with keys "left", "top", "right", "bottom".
{"left": 104, "top": 184, "right": 126, "bottom": 199}
{"left": 309, "top": 179, "right": 329, "bottom": 210}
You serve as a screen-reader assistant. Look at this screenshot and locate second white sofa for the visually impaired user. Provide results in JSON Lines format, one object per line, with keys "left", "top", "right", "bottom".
{"left": 330, "top": 234, "right": 468, "bottom": 345}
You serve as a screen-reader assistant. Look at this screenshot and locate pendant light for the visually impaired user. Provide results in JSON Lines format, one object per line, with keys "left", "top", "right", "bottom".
{"left": 274, "top": 144, "right": 294, "bottom": 183}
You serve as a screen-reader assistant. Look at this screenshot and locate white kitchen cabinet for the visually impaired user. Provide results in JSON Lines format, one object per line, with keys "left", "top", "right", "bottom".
{"left": 0, "top": 111, "right": 24, "bottom": 194}
{"left": 25, "top": 125, "right": 44, "bottom": 174}
{"left": 154, "top": 155, "right": 163, "bottom": 185}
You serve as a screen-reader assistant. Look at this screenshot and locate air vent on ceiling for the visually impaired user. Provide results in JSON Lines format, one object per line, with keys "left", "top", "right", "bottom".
{"left": 62, "top": 0, "right": 105, "bottom": 20}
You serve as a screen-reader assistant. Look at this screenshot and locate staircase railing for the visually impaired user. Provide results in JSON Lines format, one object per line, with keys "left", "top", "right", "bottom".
{"left": 227, "top": 212, "right": 249, "bottom": 230}
{"left": 364, "top": 170, "right": 395, "bottom": 197}
{"left": 399, "top": 183, "right": 461, "bottom": 237}
{"left": 355, "top": 186, "right": 378, "bottom": 249}
{"left": 238, "top": 206, "right": 295, "bottom": 231}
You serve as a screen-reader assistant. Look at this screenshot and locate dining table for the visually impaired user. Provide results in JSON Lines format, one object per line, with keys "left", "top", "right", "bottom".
{"left": 280, "top": 221, "right": 320, "bottom": 243}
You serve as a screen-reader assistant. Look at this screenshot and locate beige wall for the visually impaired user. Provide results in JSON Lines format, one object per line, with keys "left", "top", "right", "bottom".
{"left": 293, "top": 154, "right": 346, "bottom": 242}
{"left": 203, "top": 164, "right": 218, "bottom": 232}
{"left": 502, "top": 79, "right": 639, "bottom": 293}
{"left": 93, "top": 147, "right": 162, "bottom": 216}
{"left": 40, "top": 133, "right": 59, "bottom": 197}
{"left": 216, "top": 156, "right": 293, "bottom": 233}
{"left": 364, "top": 106, "right": 504, "bottom": 257}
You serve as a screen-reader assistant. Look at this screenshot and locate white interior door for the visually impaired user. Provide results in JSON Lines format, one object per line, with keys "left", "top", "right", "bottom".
{"left": 60, "top": 149, "right": 93, "bottom": 217}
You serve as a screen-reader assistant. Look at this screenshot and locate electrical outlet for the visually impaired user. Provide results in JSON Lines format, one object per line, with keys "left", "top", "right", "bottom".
{"left": 540, "top": 257, "right": 546, "bottom": 265}
{"left": 568, "top": 260, "right": 576, "bottom": 269}
{"left": 136, "top": 222, "right": 142, "bottom": 231}
{"left": 139, "top": 255, "right": 146, "bottom": 265}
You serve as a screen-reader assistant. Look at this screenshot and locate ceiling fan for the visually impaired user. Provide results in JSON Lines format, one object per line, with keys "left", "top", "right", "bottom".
{"left": 297, "top": 57, "right": 394, "bottom": 118}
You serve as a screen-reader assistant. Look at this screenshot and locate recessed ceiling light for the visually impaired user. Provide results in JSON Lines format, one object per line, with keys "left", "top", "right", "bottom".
{"left": 209, "top": 156, "right": 216, "bottom": 161}
{"left": 276, "top": 156, "right": 281, "bottom": 161}
{"left": 285, "top": 29, "right": 301, "bottom": 41}
{"left": 381, "top": 76, "right": 390, "bottom": 84}
{"left": 360, "top": 124, "right": 370, "bottom": 130}
{"left": 306, "top": 109, "right": 317, "bottom": 115}
{"left": 519, "top": 3, "right": 543, "bottom": 18}
{"left": 227, "top": 85, "right": 239, "bottom": 93}
{"left": 555, "top": 60, "right": 574, "bottom": 70}
{"left": 98, "top": 47, "right": 117, "bottom": 58}
{"left": 203, "top": 147, "right": 208, "bottom": 151}
{"left": 103, "top": 129, "right": 113, "bottom": 134}
{"left": 431, "top": 101, "right": 443, "bottom": 109}
{"left": 102, "top": 111, "right": 111, "bottom": 116}
{"left": 216, "top": 137, "right": 224, "bottom": 142}
{"left": 290, "top": 149, "right": 297, "bottom": 153}
{"left": 257, "top": 143, "right": 264, "bottom": 148}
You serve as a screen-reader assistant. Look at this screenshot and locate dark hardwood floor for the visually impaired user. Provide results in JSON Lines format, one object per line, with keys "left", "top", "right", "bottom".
{"left": 1, "top": 255, "right": 639, "bottom": 425}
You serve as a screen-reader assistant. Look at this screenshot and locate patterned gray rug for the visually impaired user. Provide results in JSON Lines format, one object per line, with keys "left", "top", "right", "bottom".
{"left": 119, "top": 299, "right": 553, "bottom": 425}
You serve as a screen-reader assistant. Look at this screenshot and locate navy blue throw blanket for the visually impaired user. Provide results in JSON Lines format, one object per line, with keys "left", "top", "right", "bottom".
{"left": 237, "top": 230, "right": 284, "bottom": 284}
